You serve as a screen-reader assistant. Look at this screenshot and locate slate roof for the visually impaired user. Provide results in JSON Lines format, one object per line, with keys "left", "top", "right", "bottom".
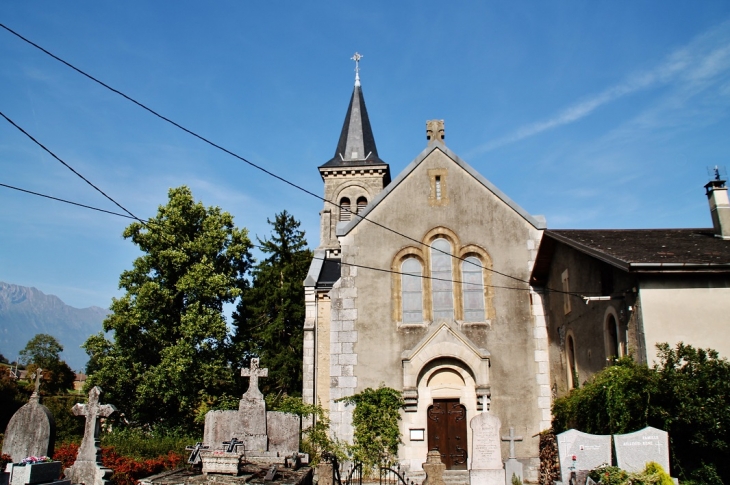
{"left": 531, "top": 228, "right": 730, "bottom": 285}
{"left": 320, "top": 84, "right": 386, "bottom": 168}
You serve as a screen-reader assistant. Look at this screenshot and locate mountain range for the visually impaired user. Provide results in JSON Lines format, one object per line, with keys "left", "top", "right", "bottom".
{"left": 0, "top": 282, "right": 109, "bottom": 372}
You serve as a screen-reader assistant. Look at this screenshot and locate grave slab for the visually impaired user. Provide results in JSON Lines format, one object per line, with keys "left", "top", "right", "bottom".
{"left": 614, "top": 426, "right": 670, "bottom": 474}
{"left": 469, "top": 412, "right": 505, "bottom": 485}
{"left": 556, "top": 430, "right": 611, "bottom": 484}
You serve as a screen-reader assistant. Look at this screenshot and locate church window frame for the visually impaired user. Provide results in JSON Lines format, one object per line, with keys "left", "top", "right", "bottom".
{"left": 339, "top": 197, "right": 351, "bottom": 222}
{"left": 428, "top": 168, "right": 449, "bottom": 206}
{"left": 566, "top": 331, "right": 578, "bottom": 390}
{"left": 456, "top": 244, "right": 494, "bottom": 325}
{"left": 356, "top": 196, "right": 368, "bottom": 214}
{"left": 430, "top": 237, "right": 455, "bottom": 322}
{"left": 401, "top": 258, "right": 425, "bottom": 324}
{"left": 603, "top": 306, "right": 626, "bottom": 363}
{"left": 392, "top": 247, "right": 429, "bottom": 327}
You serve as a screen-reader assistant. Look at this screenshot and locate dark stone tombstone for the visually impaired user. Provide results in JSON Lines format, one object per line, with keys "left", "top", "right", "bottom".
{"left": 264, "top": 464, "right": 278, "bottom": 481}
{"left": 185, "top": 442, "right": 210, "bottom": 465}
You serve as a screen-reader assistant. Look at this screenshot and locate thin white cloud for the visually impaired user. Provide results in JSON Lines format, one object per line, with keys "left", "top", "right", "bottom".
{"left": 473, "top": 19, "right": 730, "bottom": 154}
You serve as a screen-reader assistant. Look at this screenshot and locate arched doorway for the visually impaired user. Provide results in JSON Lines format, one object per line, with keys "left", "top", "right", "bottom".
{"left": 426, "top": 368, "right": 468, "bottom": 470}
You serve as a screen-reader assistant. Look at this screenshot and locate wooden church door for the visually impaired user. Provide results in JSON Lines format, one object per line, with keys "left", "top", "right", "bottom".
{"left": 427, "top": 399, "right": 468, "bottom": 470}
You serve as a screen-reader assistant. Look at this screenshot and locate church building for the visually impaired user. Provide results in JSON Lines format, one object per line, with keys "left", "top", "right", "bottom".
{"left": 302, "top": 64, "right": 550, "bottom": 481}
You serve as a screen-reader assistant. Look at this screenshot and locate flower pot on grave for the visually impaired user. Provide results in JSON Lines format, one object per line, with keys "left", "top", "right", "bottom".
{"left": 8, "top": 462, "right": 62, "bottom": 485}
{"left": 200, "top": 452, "right": 242, "bottom": 476}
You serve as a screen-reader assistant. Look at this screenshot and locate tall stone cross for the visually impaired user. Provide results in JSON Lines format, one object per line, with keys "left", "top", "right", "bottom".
{"left": 30, "top": 368, "right": 43, "bottom": 400}
{"left": 241, "top": 358, "right": 268, "bottom": 399}
{"left": 72, "top": 386, "right": 117, "bottom": 463}
{"left": 501, "top": 427, "right": 523, "bottom": 459}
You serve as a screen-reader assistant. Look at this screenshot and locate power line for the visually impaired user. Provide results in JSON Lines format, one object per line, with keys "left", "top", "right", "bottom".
{"left": 0, "top": 183, "right": 139, "bottom": 219}
{"left": 1, "top": 181, "right": 579, "bottom": 295}
{"left": 0, "top": 23, "right": 538, "bottom": 289}
{"left": 0, "top": 110, "right": 143, "bottom": 223}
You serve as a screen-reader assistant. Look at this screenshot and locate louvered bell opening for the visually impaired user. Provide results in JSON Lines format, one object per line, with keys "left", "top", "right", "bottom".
{"left": 356, "top": 196, "right": 367, "bottom": 214}
{"left": 340, "top": 198, "right": 351, "bottom": 221}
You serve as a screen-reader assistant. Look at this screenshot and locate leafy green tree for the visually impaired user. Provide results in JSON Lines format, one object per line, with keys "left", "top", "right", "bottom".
{"left": 19, "top": 333, "right": 63, "bottom": 368}
{"left": 19, "top": 334, "right": 75, "bottom": 394}
{"left": 83, "top": 186, "right": 253, "bottom": 429}
{"left": 232, "top": 211, "right": 312, "bottom": 396}
{"left": 0, "top": 366, "right": 29, "bottom": 431}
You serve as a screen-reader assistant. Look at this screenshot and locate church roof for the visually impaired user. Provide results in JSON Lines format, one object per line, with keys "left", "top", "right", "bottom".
{"left": 320, "top": 84, "right": 387, "bottom": 168}
{"left": 531, "top": 228, "right": 730, "bottom": 285}
{"left": 336, "top": 142, "right": 547, "bottom": 237}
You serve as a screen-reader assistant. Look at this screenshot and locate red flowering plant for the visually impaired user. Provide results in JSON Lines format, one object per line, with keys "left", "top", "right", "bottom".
{"left": 1, "top": 453, "right": 13, "bottom": 470}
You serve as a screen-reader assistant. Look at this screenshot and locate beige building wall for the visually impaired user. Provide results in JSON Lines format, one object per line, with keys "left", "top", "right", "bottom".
{"left": 330, "top": 145, "right": 546, "bottom": 479}
{"left": 639, "top": 281, "right": 730, "bottom": 362}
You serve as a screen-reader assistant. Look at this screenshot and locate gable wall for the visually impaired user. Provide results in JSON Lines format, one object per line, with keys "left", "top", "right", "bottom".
{"left": 333, "top": 148, "right": 545, "bottom": 465}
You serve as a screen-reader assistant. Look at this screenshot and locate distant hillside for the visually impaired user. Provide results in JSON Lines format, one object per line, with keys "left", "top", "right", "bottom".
{"left": 0, "top": 282, "right": 109, "bottom": 372}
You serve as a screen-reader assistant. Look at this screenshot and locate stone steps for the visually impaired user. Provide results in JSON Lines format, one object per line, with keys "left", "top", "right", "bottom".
{"left": 404, "top": 470, "right": 470, "bottom": 485}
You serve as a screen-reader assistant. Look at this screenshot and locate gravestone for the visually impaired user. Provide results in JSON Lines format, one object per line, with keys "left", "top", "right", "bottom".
{"left": 64, "top": 386, "right": 117, "bottom": 485}
{"left": 501, "top": 427, "right": 523, "bottom": 485}
{"left": 614, "top": 426, "right": 670, "bottom": 474}
{"left": 267, "top": 412, "right": 300, "bottom": 456}
{"left": 556, "top": 430, "right": 611, "bottom": 484}
{"left": 469, "top": 412, "right": 505, "bottom": 485}
{"left": 2, "top": 370, "right": 56, "bottom": 462}
{"left": 203, "top": 359, "right": 304, "bottom": 465}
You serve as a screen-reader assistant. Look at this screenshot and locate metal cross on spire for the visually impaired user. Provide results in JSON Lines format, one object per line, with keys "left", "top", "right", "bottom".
{"left": 351, "top": 52, "right": 363, "bottom": 86}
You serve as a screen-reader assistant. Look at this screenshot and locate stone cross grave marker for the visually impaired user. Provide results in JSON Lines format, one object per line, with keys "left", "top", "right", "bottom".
{"left": 614, "top": 426, "right": 670, "bottom": 474}
{"left": 65, "top": 386, "right": 117, "bottom": 485}
{"left": 470, "top": 412, "right": 505, "bottom": 485}
{"left": 241, "top": 358, "right": 268, "bottom": 399}
{"left": 502, "top": 427, "right": 523, "bottom": 485}
{"left": 556, "top": 429, "right": 611, "bottom": 484}
{"left": 30, "top": 368, "right": 43, "bottom": 400}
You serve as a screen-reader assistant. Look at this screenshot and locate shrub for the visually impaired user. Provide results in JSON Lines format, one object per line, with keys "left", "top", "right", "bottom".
{"left": 338, "top": 386, "right": 403, "bottom": 474}
{"left": 553, "top": 343, "right": 730, "bottom": 483}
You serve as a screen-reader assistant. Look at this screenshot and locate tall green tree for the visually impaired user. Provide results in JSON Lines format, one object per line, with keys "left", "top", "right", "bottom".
{"left": 83, "top": 186, "right": 253, "bottom": 429}
{"left": 232, "top": 211, "right": 312, "bottom": 396}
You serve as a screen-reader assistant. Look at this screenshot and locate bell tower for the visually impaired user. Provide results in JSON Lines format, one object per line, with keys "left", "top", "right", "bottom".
{"left": 317, "top": 53, "right": 391, "bottom": 251}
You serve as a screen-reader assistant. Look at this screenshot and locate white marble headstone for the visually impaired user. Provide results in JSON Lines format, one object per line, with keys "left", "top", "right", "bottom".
{"left": 614, "top": 426, "right": 670, "bottom": 473}
{"left": 556, "top": 429, "right": 611, "bottom": 484}
{"left": 470, "top": 412, "right": 505, "bottom": 485}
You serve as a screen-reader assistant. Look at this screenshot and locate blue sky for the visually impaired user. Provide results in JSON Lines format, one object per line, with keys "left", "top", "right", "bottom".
{"left": 1, "top": 2, "right": 730, "bottom": 311}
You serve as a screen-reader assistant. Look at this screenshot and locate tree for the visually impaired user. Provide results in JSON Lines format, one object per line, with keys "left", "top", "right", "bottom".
{"left": 19, "top": 333, "right": 63, "bottom": 368}
{"left": 83, "top": 186, "right": 253, "bottom": 429}
{"left": 0, "top": 366, "right": 29, "bottom": 431}
{"left": 19, "top": 334, "right": 75, "bottom": 395}
{"left": 232, "top": 211, "right": 312, "bottom": 396}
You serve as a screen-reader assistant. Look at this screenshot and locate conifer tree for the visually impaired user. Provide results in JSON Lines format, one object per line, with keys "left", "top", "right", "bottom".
{"left": 232, "top": 211, "right": 312, "bottom": 396}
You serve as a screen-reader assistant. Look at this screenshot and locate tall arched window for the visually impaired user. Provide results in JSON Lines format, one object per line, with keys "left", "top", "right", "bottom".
{"left": 462, "top": 256, "right": 485, "bottom": 322}
{"left": 401, "top": 258, "right": 423, "bottom": 323}
{"left": 606, "top": 314, "right": 619, "bottom": 361}
{"left": 430, "top": 238, "right": 454, "bottom": 320}
{"left": 339, "top": 197, "right": 351, "bottom": 221}
{"left": 567, "top": 335, "right": 578, "bottom": 390}
{"left": 356, "top": 196, "right": 367, "bottom": 214}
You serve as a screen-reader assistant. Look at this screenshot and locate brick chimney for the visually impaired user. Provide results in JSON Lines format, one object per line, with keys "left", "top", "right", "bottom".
{"left": 705, "top": 168, "right": 730, "bottom": 240}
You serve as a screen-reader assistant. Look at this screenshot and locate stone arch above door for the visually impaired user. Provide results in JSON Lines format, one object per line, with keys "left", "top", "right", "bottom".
{"left": 402, "top": 321, "right": 491, "bottom": 412}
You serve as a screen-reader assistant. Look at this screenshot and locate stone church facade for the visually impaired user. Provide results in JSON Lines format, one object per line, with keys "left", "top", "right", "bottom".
{"left": 302, "top": 75, "right": 550, "bottom": 481}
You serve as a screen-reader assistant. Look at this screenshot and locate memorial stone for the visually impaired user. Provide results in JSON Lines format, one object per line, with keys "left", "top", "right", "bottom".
{"left": 501, "top": 427, "right": 523, "bottom": 485}
{"left": 2, "top": 370, "right": 56, "bottom": 463}
{"left": 239, "top": 358, "right": 269, "bottom": 451}
{"left": 469, "top": 412, "right": 505, "bottom": 485}
{"left": 64, "top": 386, "right": 117, "bottom": 485}
{"left": 422, "top": 450, "right": 445, "bottom": 485}
{"left": 614, "top": 426, "right": 670, "bottom": 474}
{"left": 267, "top": 412, "right": 300, "bottom": 456}
{"left": 556, "top": 430, "right": 611, "bottom": 484}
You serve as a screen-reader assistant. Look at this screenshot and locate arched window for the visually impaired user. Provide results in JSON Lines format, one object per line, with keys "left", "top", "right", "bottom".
{"left": 430, "top": 238, "right": 454, "bottom": 320}
{"left": 567, "top": 335, "right": 578, "bottom": 390}
{"left": 606, "top": 314, "right": 619, "bottom": 362}
{"left": 401, "top": 258, "right": 423, "bottom": 323}
{"left": 339, "top": 197, "right": 351, "bottom": 221}
{"left": 356, "top": 196, "right": 367, "bottom": 214}
{"left": 462, "top": 256, "right": 485, "bottom": 322}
